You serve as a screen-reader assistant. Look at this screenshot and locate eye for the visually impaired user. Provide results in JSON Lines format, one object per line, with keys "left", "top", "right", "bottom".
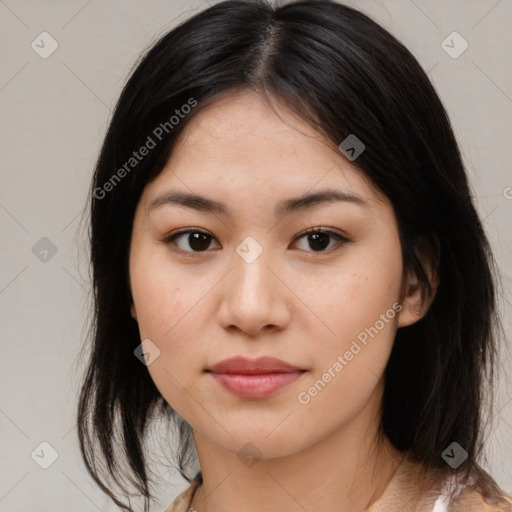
{"left": 292, "top": 228, "right": 351, "bottom": 253}
{"left": 162, "top": 227, "right": 351, "bottom": 254}
{"left": 164, "top": 229, "right": 220, "bottom": 253}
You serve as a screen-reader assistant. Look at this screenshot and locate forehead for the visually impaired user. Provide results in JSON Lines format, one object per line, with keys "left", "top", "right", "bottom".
{"left": 170, "top": 90, "right": 333, "bottom": 167}
{"left": 141, "top": 90, "right": 387, "bottom": 213}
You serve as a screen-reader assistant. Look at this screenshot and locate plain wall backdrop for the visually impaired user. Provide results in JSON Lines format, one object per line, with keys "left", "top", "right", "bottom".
{"left": 0, "top": 1, "right": 511, "bottom": 511}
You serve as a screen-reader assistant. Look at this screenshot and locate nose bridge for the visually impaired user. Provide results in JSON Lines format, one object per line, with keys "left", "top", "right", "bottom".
{"left": 218, "top": 235, "right": 289, "bottom": 335}
{"left": 232, "top": 235, "right": 274, "bottom": 306}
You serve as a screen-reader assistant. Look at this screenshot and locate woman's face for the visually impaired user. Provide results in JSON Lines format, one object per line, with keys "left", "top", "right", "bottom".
{"left": 129, "top": 90, "right": 420, "bottom": 459}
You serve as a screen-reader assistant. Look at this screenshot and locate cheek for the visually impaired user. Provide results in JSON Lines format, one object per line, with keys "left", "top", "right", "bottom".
{"left": 304, "top": 246, "right": 402, "bottom": 339}
{"left": 297, "top": 299, "right": 399, "bottom": 430}
{"left": 130, "top": 246, "right": 209, "bottom": 353}
{"left": 297, "top": 241, "right": 402, "bottom": 400}
{"left": 130, "top": 248, "right": 188, "bottom": 335}
{"left": 342, "top": 233, "right": 403, "bottom": 310}
{"left": 130, "top": 260, "right": 200, "bottom": 410}
{"left": 131, "top": 266, "right": 203, "bottom": 419}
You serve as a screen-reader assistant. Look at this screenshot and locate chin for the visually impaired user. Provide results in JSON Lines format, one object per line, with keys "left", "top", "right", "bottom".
{"left": 199, "top": 416, "right": 315, "bottom": 460}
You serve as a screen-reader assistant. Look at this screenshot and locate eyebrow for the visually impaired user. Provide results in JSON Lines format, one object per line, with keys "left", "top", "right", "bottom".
{"left": 147, "top": 188, "right": 369, "bottom": 218}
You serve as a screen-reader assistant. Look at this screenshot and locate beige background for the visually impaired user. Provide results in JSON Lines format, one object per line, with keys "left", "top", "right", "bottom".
{"left": 0, "top": 1, "right": 511, "bottom": 510}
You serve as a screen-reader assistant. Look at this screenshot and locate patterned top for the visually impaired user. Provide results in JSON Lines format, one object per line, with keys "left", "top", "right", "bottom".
{"left": 164, "top": 455, "right": 512, "bottom": 512}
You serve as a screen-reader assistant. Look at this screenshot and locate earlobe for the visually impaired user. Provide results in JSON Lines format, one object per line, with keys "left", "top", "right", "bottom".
{"left": 130, "top": 303, "right": 138, "bottom": 321}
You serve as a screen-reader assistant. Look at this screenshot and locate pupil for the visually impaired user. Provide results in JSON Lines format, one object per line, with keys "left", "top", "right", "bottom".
{"left": 189, "top": 232, "right": 210, "bottom": 251}
{"left": 309, "top": 232, "right": 329, "bottom": 251}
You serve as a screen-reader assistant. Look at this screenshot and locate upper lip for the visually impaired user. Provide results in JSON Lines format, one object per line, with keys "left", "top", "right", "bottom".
{"left": 207, "top": 356, "right": 304, "bottom": 374}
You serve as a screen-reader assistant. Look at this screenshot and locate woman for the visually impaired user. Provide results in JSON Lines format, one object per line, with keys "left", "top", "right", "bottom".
{"left": 77, "top": 1, "right": 512, "bottom": 511}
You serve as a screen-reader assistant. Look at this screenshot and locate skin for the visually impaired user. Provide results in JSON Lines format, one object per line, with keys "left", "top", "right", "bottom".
{"left": 129, "top": 89, "right": 438, "bottom": 512}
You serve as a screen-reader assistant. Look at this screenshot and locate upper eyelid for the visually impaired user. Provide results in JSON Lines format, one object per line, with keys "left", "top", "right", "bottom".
{"left": 164, "top": 226, "right": 348, "bottom": 240}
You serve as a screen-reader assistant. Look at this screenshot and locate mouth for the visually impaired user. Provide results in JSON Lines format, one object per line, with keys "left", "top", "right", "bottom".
{"left": 206, "top": 356, "right": 307, "bottom": 399}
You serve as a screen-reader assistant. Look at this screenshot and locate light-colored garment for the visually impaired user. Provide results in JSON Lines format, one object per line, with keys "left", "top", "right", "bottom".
{"left": 164, "top": 455, "right": 512, "bottom": 512}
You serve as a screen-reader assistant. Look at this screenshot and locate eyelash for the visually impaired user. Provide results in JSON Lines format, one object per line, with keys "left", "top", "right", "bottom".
{"left": 162, "top": 227, "right": 352, "bottom": 256}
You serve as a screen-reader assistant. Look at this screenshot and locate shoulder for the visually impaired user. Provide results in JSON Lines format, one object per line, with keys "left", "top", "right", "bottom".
{"left": 163, "top": 462, "right": 512, "bottom": 512}
{"left": 436, "top": 471, "right": 512, "bottom": 512}
{"left": 448, "top": 487, "right": 512, "bottom": 512}
{"left": 368, "top": 455, "right": 512, "bottom": 512}
{"left": 164, "top": 476, "right": 201, "bottom": 512}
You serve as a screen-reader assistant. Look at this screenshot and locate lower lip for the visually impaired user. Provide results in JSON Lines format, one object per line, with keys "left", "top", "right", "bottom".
{"left": 210, "top": 371, "right": 305, "bottom": 398}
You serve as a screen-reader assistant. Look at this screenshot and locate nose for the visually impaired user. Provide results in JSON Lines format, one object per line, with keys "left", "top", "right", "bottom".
{"left": 216, "top": 246, "right": 291, "bottom": 337}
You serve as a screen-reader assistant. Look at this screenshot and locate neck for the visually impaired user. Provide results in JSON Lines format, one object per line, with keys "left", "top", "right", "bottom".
{"left": 189, "top": 390, "right": 404, "bottom": 512}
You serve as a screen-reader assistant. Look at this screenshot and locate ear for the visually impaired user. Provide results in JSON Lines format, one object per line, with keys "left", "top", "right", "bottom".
{"left": 130, "top": 303, "right": 138, "bottom": 321}
{"left": 397, "top": 232, "right": 440, "bottom": 328}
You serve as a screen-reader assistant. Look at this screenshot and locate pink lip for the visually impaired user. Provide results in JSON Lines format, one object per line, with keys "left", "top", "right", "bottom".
{"left": 207, "top": 356, "right": 306, "bottom": 398}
